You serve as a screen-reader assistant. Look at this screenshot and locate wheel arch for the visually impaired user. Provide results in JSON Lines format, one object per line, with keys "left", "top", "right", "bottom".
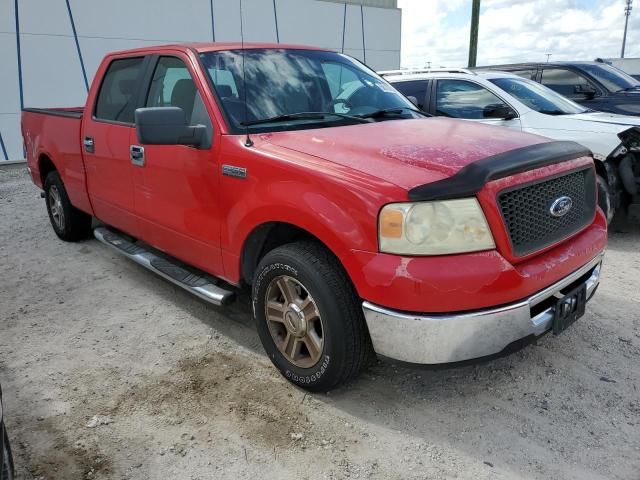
{"left": 240, "top": 221, "right": 355, "bottom": 288}
{"left": 38, "top": 152, "right": 58, "bottom": 186}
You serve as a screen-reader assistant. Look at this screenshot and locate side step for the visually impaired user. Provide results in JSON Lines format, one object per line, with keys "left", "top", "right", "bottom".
{"left": 94, "top": 227, "right": 235, "bottom": 306}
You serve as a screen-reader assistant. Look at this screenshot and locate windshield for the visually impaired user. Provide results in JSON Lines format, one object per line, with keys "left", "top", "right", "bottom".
{"left": 578, "top": 63, "right": 640, "bottom": 92}
{"left": 200, "top": 49, "right": 420, "bottom": 133}
{"left": 490, "top": 77, "right": 588, "bottom": 115}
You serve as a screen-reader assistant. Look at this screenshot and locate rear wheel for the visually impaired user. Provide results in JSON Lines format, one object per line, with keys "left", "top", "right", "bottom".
{"left": 252, "top": 241, "right": 372, "bottom": 391}
{"left": 44, "top": 171, "right": 92, "bottom": 241}
{"left": 596, "top": 174, "right": 615, "bottom": 224}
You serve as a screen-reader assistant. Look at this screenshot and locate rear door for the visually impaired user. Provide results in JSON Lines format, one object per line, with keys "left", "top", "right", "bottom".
{"left": 132, "top": 53, "right": 224, "bottom": 277}
{"left": 82, "top": 56, "right": 147, "bottom": 236}
{"left": 431, "top": 78, "right": 522, "bottom": 130}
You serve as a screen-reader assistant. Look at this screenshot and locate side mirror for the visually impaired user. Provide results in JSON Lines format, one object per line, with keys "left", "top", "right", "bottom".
{"left": 483, "top": 104, "right": 518, "bottom": 120}
{"left": 574, "top": 84, "right": 596, "bottom": 98}
{"left": 135, "top": 107, "right": 205, "bottom": 147}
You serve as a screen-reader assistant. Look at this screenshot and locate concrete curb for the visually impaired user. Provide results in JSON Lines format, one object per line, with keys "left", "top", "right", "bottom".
{"left": 0, "top": 160, "right": 27, "bottom": 166}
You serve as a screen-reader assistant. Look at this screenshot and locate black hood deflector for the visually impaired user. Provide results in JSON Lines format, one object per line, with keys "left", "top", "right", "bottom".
{"left": 408, "top": 140, "right": 591, "bottom": 202}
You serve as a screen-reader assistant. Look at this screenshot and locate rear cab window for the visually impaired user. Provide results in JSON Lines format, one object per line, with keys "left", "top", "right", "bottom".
{"left": 94, "top": 57, "right": 145, "bottom": 124}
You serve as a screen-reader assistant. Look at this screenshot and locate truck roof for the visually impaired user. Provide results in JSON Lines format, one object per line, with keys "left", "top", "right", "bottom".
{"left": 108, "top": 42, "right": 326, "bottom": 56}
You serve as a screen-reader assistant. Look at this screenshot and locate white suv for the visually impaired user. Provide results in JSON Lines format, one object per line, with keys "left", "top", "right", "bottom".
{"left": 382, "top": 68, "right": 640, "bottom": 223}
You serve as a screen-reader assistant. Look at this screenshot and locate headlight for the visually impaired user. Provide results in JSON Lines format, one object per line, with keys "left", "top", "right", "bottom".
{"left": 379, "top": 198, "right": 495, "bottom": 255}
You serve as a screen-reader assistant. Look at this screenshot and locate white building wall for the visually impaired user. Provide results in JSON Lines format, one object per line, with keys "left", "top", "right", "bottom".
{"left": 0, "top": 0, "right": 401, "bottom": 160}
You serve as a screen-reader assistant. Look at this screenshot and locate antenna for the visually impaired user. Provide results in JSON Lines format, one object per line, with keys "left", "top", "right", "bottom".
{"left": 239, "top": 0, "right": 253, "bottom": 147}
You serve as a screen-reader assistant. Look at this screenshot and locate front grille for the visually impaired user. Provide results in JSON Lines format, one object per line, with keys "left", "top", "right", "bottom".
{"left": 498, "top": 167, "right": 596, "bottom": 257}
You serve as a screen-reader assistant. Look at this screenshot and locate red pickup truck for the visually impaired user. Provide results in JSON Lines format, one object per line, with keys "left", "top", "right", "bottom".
{"left": 22, "top": 43, "right": 607, "bottom": 391}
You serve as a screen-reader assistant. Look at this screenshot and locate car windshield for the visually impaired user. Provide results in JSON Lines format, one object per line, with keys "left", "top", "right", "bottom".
{"left": 578, "top": 63, "right": 640, "bottom": 92}
{"left": 490, "top": 77, "right": 588, "bottom": 115}
{"left": 200, "top": 49, "right": 421, "bottom": 133}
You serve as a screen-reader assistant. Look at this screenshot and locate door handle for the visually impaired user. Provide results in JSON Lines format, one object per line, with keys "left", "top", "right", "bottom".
{"left": 83, "top": 136, "right": 94, "bottom": 153}
{"left": 130, "top": 145, "right": 145, "bottom": 167}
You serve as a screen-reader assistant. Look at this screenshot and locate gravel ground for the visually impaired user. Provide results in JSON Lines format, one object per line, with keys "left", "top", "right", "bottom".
{"left": 1, "top": 163, "right": 639, "bottom": 480}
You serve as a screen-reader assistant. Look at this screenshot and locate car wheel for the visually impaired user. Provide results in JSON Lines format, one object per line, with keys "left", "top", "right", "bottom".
{"left": 44, "top": 171, "right": 92, "bottom": 241}
{"left": 252, "top": 241, "right": 372, "bottom": 392}
{"left": 596, "top": 174, "right": 615, "bottom": 224}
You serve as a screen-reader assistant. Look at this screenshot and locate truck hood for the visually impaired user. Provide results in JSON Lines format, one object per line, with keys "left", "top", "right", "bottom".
{"left": 260, "top": 118, "right": 548, "bottom": 190}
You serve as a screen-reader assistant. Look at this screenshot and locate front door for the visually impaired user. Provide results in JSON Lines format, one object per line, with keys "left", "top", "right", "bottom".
{"left": 131, "top": 54, "right": 223, "bottom": 277}
{"left": 82, "top": 56, "right": 146, "bottom": 237}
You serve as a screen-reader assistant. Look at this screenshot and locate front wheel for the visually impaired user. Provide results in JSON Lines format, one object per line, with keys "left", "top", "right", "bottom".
{"left": 596, "top": 174, "right": 615, "bottom": 224}
{"left": 252, "top": 242, "right": 372, "bottom": 392}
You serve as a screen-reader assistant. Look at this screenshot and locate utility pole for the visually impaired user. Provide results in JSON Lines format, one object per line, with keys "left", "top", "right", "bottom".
{"left": 622, "top": 0, "right": 633, "bottom": 58}
{"left": 468, "top": 0, "right": 481, "bottom": 67}
{"left": 545, "top": 53, "right": 552, "bottom": 63}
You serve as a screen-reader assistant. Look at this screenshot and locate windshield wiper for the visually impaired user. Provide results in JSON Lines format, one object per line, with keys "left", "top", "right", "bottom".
{"left": 241, "top": 112, "right": 370, "bottom": 126}
{"left": 356, "top": 107, "right": 431, "bottom": 119}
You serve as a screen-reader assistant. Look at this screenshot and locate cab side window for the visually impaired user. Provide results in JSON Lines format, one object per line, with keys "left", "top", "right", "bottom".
{"left": 435, "top": 79, "right": 508, "bottom": 119}
{"left": 94, "top": 57, "right": 144, "bottom": 123}
{"left": 146, "top": 56, "right": 211, "bottom": 128}
{"left": 393, "top": 80, "right": 428, "bottom": 109}
{"left": 540, "top": 68, "right": 590, "bottom": 98}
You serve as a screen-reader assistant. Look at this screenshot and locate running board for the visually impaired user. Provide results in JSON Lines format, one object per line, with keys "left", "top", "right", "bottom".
{"left": 94, "top": 227, "right": 235, "bottom": 306}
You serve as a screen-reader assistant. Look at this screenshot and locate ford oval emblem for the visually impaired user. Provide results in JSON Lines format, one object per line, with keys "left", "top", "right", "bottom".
{"left": 550, "top": 196, "right": 573, "bottom": 217}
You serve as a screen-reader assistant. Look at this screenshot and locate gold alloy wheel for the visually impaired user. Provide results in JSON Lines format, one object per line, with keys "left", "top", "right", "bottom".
{"left": 265, "top": 275, "right": 324, "bottom": 369}
{"left": 48, "top": 185, "right": 65, "bottom": 231}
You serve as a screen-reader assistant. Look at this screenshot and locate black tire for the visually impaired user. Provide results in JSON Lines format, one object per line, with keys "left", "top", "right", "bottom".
{"left": 252, "top": 241, "right": 372, "bottom": 392}
{"left": 44, "top": 171, "right": 92, "bottom": 241}
{"left": 1, "top": 426, "right": 14, "bottom": 480}
{"left": 596, "top": 174, "right": 615, "bottom": 224}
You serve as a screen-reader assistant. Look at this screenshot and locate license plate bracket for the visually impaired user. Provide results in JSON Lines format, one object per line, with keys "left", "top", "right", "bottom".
{"left": 552, "top": 283, "right": 587, "bottom": 335}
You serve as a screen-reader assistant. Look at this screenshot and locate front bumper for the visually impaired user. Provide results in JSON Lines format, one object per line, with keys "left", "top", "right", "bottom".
{"left": 362, "top": 251, "right": 604, "bottom": 364}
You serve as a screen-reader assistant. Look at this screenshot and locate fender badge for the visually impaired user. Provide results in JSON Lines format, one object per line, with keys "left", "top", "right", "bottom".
{"left": 222, "top": 165, "right": 247, "bottom": 179}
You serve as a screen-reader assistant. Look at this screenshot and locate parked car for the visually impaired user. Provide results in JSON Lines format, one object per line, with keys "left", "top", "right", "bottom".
{"left": 1, "top": 384, "right": 15, "bottom": 480}
{"left": 22, "top": 44, "right": 607, "bottom": 391}
{"left": 478, "top": 61, "right": 640, "bottom": 116}
{"left": 383, "top": 68, "right": 640, "bottom": 223}
{"left": 596, "top": 58, "right": 640, "bottom": 82}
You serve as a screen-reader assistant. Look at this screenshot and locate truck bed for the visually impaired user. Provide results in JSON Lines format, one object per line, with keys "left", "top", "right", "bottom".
{"left": 22, "top": 107, "right": 83, "bottom": 119}
{"left": 21, "top": 106, "right": 93, "bottom": 214}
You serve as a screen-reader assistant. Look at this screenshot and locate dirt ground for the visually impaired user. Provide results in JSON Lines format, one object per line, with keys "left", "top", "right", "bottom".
{"left": 0, "top": 163, "right": 638, "bottom": 480}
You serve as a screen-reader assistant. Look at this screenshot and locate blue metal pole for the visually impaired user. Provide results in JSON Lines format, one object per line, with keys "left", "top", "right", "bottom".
{"left": 0, "top": 132, "right": 9, "bottom": 161}
{"left": 14, "top": 0, "right": 24, "bottom": 110}
{"left": 65, "top": 0, "right": 89, "bottom": 92}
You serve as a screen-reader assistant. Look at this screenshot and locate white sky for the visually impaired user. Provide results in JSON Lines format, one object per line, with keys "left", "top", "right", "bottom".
{"left": 398, "top": 0, "right": 640, "bottom": 68}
